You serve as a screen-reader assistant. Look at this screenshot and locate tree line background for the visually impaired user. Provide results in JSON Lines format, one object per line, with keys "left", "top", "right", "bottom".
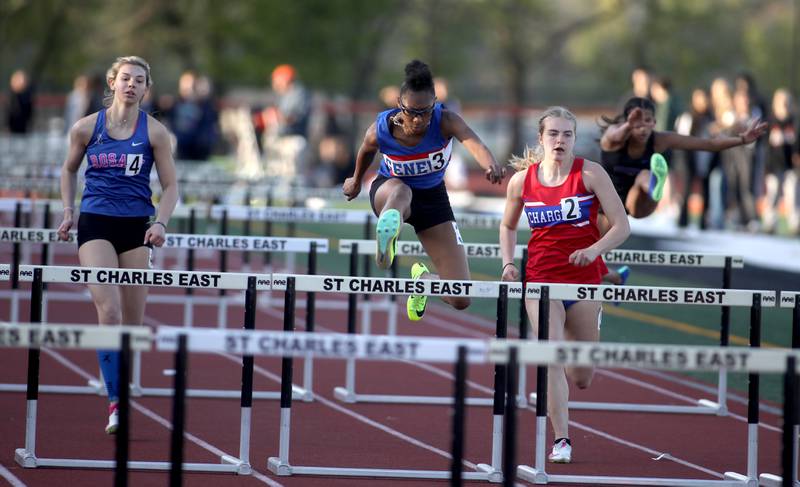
{"left": 1, "top": 0, "right": 798, "bottom": 155}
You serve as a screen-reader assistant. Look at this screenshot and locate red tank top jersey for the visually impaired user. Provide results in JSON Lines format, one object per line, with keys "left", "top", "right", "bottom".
{"left": 522, "top": 158, "right": 608, "bottom": 285}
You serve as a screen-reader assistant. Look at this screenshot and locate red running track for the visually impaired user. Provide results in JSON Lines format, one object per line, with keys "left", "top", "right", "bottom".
{"left": 0, "top": 253, "right": 783, "bottom": 486}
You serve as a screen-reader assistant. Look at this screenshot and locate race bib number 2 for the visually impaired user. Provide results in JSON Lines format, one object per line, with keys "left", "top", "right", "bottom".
{"left": 125, "top": 153, "right": 143, "bottom": 176}
{"left": 560, "top": 196, "right": 581, "bottom": 221}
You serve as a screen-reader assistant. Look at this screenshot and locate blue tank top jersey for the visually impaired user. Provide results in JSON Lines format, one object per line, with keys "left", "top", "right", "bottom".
{"left": 376, "top": 103, "right": 453, "bottom": 189}
{"left": 81, "top": 109, "right": 155, "bottom": 217}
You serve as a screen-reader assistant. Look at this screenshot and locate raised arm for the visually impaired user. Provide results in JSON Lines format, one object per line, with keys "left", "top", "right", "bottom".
{"left": 144, "top": 117, "right": 179, "bottom": 247}
{"left": 600, "top": 107, "right": 642, "bottom": 152}
{"left": 569, "top": 160, "right": 630, "bottom": 266}
{"left": 499, "top": 170, "right": 526, "bottom": 281}
{"left": 441, "top": 109, "right": 505, "bottom": 184}
{"left": 342, "top": 122, "right": 379, "bottom": 201}
{"left": 655, "top": 118, "right": 768, "bottom": 153}
{"left": 57, "top": 116, "right": 94, "bottom": 241}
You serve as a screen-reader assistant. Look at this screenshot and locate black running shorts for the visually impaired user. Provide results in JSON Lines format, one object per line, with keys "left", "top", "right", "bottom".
{"left": 77, "top": 212, "right": 153, "bottom": 254}
{"left": 369, "top": 175, "right": 455, "bottom": 233}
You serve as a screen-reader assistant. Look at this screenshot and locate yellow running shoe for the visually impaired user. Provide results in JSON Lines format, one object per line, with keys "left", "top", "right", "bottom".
{"left": 407, "top": 262, "right": 429, "bottom": 321}
{"left": 649, "top": 153, "right": 669, "bottom": 202}
{"left": 375, "top": 209, "right": 401, "bottom": 269}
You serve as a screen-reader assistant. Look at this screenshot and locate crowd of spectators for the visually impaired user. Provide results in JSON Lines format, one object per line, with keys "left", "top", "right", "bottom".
{"left": 2, "top": 64, "right": 799, "bottom": 235}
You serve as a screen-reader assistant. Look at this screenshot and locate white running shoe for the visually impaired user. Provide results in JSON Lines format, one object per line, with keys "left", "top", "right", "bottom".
{"left": 548, "top": 438, "right": 572, "bottom": 463}
{"left": 105, "top": 402, "right": 119, "bottom": 435}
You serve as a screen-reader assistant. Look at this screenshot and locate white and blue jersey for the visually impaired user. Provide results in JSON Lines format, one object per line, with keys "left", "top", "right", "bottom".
{"left": 81, "top": 109, "right": 155, "bottom": 217}
{"left": 376, "top": 103, "right": 453, "bottom": 189}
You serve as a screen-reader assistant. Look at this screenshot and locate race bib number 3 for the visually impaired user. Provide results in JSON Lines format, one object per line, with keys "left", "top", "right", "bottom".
{"left": 125, "top": 153, "right": 143, "bottom": 176}
{"left": 560, "top": 196, "right": 581, "bottom": 221}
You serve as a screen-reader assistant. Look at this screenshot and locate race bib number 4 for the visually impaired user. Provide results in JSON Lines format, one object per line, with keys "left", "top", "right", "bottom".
{"left": 125, "top": 153, "right": 143, "bottom": 176}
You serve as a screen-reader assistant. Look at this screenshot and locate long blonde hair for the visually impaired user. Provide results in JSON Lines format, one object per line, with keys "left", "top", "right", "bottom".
{"left": 104, "top": 56, "right": 152, "bottom": 107}
{"left": 509, "top": 106, "right": 577, "bottom": 171}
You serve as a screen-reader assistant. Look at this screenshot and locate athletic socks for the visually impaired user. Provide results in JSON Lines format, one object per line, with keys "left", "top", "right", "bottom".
{"left": 97, "top": 350, "right": 120, "bottom": 401}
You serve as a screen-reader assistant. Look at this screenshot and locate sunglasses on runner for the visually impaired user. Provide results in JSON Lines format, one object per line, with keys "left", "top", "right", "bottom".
{"left": 399, "top": 99, "right": 436, "bottom": 118}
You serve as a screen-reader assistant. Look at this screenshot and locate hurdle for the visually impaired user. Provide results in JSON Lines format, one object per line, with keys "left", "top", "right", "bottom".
{"left": 500, "top": 282, "right": 776, "bottom": 486}
{"left": 5, "top": 320, "right": 253, "bottom": 476}
{"left": 258, "top": 274, "right": 508, "bottom": 482}
{"left": 11, "top": 268, "right": 262, "bottom": 473}
{"left": 7, "top": 264, "right": 310, "bottom": 404}
{"left": 336, "top": 239, "right": 745, "bottom": 415}
{"left": 759, "top": 290, "right": 800, "bottom": 487}
{"left": 489, "top": 338, "right": 797, "bottom": 486}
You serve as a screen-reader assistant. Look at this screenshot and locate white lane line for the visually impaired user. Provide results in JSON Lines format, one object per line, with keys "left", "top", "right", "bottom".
{"left": 631, "top": 368, "right": 783, "bottom": 416}
{"left": 42, "top": 348, "right": 284, "bottom": 487}
{"left": 598, "top": 369, "right": 781, "bottom": 433}
{"left": 0, "top": 464, "right": 27, "bottom": 487}
{"left": 564, "top": 418, "right": 726, "bottom": 478}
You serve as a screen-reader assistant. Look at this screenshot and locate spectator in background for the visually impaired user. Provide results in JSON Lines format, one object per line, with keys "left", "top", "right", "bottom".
{"left": 675, "top": 88, "right": 715, "bottom": 228}
{"left": 7, "top": 69, "right": 34, "bottom": 134}
{"left": 763, "top": 88, "right": 798, "bottom": 233}
{"left": 721, "top": 89, "right": 759, "bottom": 231}
{"left": 171, "top": 71, "right": 216, "bottom": 161}
{"left": 617, "top": 66, "right": 652, "bottom": 109}
{"left": 434, "top": 76, "right": 467, "bottom": 190}
{"left": 316, "top": 109, "right": 352, "bottom": 186}
{"left": 735, "top": 72, "right": 768, "bottom": 200}
{"left": 379, "top": 85, "right": 400, "bottom": 109}
{"left": 651, "top": 77, "right": 680, "bottom": 132}
{"left": 261, "top": 64, "right": 312, "bottom": 182}
{"left": 64, "top": 75, "right": 91, "bottom": 132}
{"left": 707, "top": 77, "right": 737, "bottom": 229}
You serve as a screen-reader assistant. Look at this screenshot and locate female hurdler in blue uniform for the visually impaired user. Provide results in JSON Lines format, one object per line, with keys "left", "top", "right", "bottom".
{"left": 57, "top": 56, "right": 178, "bottom": 433}
{"left": 342, "top": 60, "right": 504, "bottom": 321}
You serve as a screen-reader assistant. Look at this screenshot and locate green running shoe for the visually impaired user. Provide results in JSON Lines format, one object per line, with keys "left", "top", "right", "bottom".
{"left": 649, "top": 153, "right": 669, "bottom": 202}
{"left": 375, "top": 209, "right": 401, "bottom": 269}
{"left": 407, "top": 262, "right": 429, "bottom": 321}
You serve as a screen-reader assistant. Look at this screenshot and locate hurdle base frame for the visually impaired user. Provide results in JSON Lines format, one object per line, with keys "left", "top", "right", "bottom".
{"left": 528, "top": 393, "right": 724, "bottom": 415}
{"left": 758, "top": 473, "right": 799, "bottom": 487}
{"left": 475, "top": 462, "right": 504, "bottom": 483}
{"left": 333, "top": 386, "right": 503, "bottom": 406}
{"left": 15, "top": 448, "right": 251, "bottom": 474}
{"left": 517, "top": 466, "right": 754, "bottom": 486}
{"left": 267, "top": 457, "right": 495, "bottom": 481}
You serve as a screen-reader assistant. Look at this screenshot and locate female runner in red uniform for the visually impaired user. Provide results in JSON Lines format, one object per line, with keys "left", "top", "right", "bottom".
{"left": 499, "top": 107, "right": 630, "bottom": 463}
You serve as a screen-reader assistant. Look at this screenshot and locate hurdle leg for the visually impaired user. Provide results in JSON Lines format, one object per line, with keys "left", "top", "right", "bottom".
{"left": 217, "top": 296, "right": 229, "bottom": 329}
{"left": 334, "top": 267, "right": 359, "bottom": 403}
{"left": 518, "top": 287, "right": 550, "bottom": 485}
{"left": 477, "top": 284, "right": 509, "bottom": 483}
{"left": 268, "top": 277, "right": 296, "bottom": 476}
{"left": 130, "top": 350, "right": 143, "bottom": 396}
{"left": 15, "top": 269, "right": 43, "bottom": 467}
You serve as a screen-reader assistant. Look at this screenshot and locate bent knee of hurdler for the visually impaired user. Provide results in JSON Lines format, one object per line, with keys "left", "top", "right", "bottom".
{"left": 450, "top": 297, "right": 471, "bottom": 311}
{"left": 572, "top": 368, "right": 594, "bottom": 389}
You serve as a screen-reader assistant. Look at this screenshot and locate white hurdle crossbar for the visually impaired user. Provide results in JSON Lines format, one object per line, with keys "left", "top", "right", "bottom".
{"left": 339, "top": 240, "right": 746, "bottom": 415}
